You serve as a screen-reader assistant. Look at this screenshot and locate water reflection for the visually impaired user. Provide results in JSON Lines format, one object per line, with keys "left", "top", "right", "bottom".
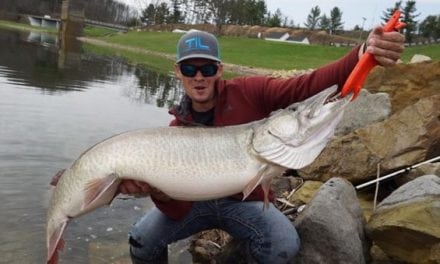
{"left": 27, "top": 31, "right": 59, "bottom": 47}
{"left": 1, "top": 28, "right": 96, "bottom": 91}
{"left": 0, "top": 27, "right": 190, "bottom": 263}
{"left": 132, "top": 67, "right": 183, "bottom": 108}
{"left": 0, "top": 28, "right": 183, "bottom": 107}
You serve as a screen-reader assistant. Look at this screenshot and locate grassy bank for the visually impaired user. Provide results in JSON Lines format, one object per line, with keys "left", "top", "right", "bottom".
{"left": 401, "top": 44, "right": 440, "bottom": 62}
{"left": 93, "top": 30, "right": 352, "bottom": 70}
{"left": 88, "top": 29, "right": 440, "bottom": 70}
{"left": 83, "top": 42, "right": 174, "bottom": 74}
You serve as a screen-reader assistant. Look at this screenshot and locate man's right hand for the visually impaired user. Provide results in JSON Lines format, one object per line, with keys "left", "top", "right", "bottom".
{"left": 119, "top": 180, "right": 171, "bottom": 202}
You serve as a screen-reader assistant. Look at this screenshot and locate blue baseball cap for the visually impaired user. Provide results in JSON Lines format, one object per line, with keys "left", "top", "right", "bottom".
{"left": 176, "top": 30, "right": 221, "bottom": 63}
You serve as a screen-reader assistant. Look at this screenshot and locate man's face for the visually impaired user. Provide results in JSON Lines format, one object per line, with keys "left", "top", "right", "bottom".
{"left": 174, "top": 58, "right": 223, "bottom": 111}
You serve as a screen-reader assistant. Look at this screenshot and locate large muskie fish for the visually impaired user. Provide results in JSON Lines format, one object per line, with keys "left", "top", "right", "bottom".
{"left": 47, "top": 85, "right": 350, "bottom": 263}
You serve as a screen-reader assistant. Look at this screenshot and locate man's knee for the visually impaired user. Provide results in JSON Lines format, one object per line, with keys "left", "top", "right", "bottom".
{"left": 282, "top": 233, "right": 300, "bottom": 260}
{"left": 251, "top": 235, "right": 300, "bottom": 264}
{"left": 249, "top": 224, "right": 300, "bottom": 263}
{"left": 273, "top": 225, "right": 301, "bottom": 262}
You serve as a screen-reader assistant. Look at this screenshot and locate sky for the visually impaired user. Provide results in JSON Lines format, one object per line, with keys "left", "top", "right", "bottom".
{"left": 120, "top": 0, "right": 440, "bottom": 30}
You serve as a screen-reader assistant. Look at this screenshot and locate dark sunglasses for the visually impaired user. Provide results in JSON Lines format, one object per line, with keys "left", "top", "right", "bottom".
{"left": 179, "top": 64, "right": 219, "bottom": 77}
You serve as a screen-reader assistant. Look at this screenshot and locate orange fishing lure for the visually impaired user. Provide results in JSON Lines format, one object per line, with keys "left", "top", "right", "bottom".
{"left": 341, "top": 10, "right": 406, "bottom": 100}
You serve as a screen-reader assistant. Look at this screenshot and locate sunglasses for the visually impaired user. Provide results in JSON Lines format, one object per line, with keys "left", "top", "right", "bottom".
{"left": 179, "top": 64, "right": 219, "bottom": 77}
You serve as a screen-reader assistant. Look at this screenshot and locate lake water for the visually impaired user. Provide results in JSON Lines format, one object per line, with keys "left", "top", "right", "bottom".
{"left": 0, "top": 28, "right": 190, "bottom": 263}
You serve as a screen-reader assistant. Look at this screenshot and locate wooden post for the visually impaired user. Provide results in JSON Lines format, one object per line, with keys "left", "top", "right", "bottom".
{"left": 58, "top": 0, "right": 84, "bottom": 68}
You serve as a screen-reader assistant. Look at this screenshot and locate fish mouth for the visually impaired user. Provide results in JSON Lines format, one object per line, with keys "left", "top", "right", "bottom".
{"left": 307, "top": 90, "right": 348, "bottom": 119}
{"left": 322, "top": 92, "right": 351, "bottom": 112}
{"left": 324, "top": 90, "right": 349, "bottom": 104}
{"left": 324, "top": 92, "right": 340, "bottom": 104}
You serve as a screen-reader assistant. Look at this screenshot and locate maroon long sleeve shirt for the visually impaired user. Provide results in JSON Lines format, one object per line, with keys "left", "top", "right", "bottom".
{"left": 152, "top": 45, "right": 361, "bottom": 220}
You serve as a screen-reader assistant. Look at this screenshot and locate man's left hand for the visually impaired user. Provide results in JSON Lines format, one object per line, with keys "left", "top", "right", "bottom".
{"left": 364, "top": 26, "right": 405, "bottom": 67}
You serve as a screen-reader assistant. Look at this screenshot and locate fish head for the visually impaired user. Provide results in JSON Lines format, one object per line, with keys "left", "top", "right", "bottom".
{"left": 275, "top": 85, "right": 349, "bottom": 143}
{"left": 252, "top": 85, "right": 350, "bottom": 169}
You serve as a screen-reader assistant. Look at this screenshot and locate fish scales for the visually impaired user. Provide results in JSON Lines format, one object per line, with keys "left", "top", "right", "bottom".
{"left": 52, "top": 124, "right": 262, "bottom": 204}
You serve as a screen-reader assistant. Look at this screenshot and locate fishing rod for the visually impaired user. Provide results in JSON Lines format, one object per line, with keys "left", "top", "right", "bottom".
{"left": 355, "top": 156, "right": 440, "bottom": 190}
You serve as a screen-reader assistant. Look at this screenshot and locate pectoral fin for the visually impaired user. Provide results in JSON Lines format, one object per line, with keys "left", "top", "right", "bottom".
{"left": 242, "top": 165, "right": 267, "bottom": 200}
{"left": 83, "top": 173, "right": 121, "bottom": 212}
{"left": 261, "top": 177, "right": 273, "bottom": 210}
{"left": 242, "top": 164, "right": 283, "bottom": 208}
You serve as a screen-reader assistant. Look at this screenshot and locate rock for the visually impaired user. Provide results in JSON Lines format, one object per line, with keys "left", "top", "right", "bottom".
{"left": 299, "top": 95, "right": 440, "bottom": 183}
{"left": 364, "top": 61, "right": 440, "bottom": 114}
{"left": 355, "top": 95, "right": 440, "bottom": 173}
{"left": 357, "top": 192, "right": 375, "bottom": 222}
{"left": 189, "top": 230, "right": 237, "bottom": 263}
{"left": 299, "top": 132, "right": 380, "bottom": 183}
{"left": 212, "top": 239, "right": 251, "bottom": 264}
{"left": 409, "top": 54, "right": 432, "bottom": 63}
{"left": 369, "top": 244, "right": 400, "bottom": 264}
{"left": 288, "top": 180, "right": 322, "bottom": 205}
{"left": 272, "top": 175, "right": 294, "bottom": 198}
{"left": 394, "top": 162, "right": 440, "bottom": 186}
{"left": 366, "top": 175, "right": 440, "bottom": 264}
{"left": 293, "top": 178, "right": 369, "bottom": 264}
{"left": 336, "top": 90, "right": 391, "bottom": 136}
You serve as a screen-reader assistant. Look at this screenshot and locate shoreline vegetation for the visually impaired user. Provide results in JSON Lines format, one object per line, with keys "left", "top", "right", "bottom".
{"left": 1, "top": 20, "right": 439, "bottom": 77}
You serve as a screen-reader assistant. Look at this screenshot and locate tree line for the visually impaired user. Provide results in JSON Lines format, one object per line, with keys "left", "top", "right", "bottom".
{"left": 140, "top": 0, "right": 280, "bottom": 30}
{"left": 298, "top": 0, "right": 438, "bottom": 42}
{"left": 140, "top": 0, "right": 439, "bottom": 42}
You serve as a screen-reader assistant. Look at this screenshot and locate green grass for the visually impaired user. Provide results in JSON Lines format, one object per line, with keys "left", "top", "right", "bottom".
{"left": 83, "top": 43, "right": 175, "bottom": 74}
{"left": 220, "top": 36, "right": 351, "bottom": 69}
{"left": 83, "top": 25, "right": 119, "bottom": 37}
{"left": 94, "top": 30, "right": 353, "bottom": 70}
{"left": 402, "top": 44, "right": 440, "bottom": 62}
{"left": 93, "top": 30, "right": 440, "bottom": 69}
{"left": 96, "top": 31, "right": 180, "bottom": 55}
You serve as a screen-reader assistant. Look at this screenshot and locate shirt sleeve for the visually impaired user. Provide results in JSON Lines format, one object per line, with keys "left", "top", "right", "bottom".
{"left": 239, "top": 45, "right": 361, "bottom": 113}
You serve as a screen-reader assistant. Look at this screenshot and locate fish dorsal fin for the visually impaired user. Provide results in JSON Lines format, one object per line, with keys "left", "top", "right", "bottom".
{"left": 83, "top": 174, "right": 121, "bottom": 212}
